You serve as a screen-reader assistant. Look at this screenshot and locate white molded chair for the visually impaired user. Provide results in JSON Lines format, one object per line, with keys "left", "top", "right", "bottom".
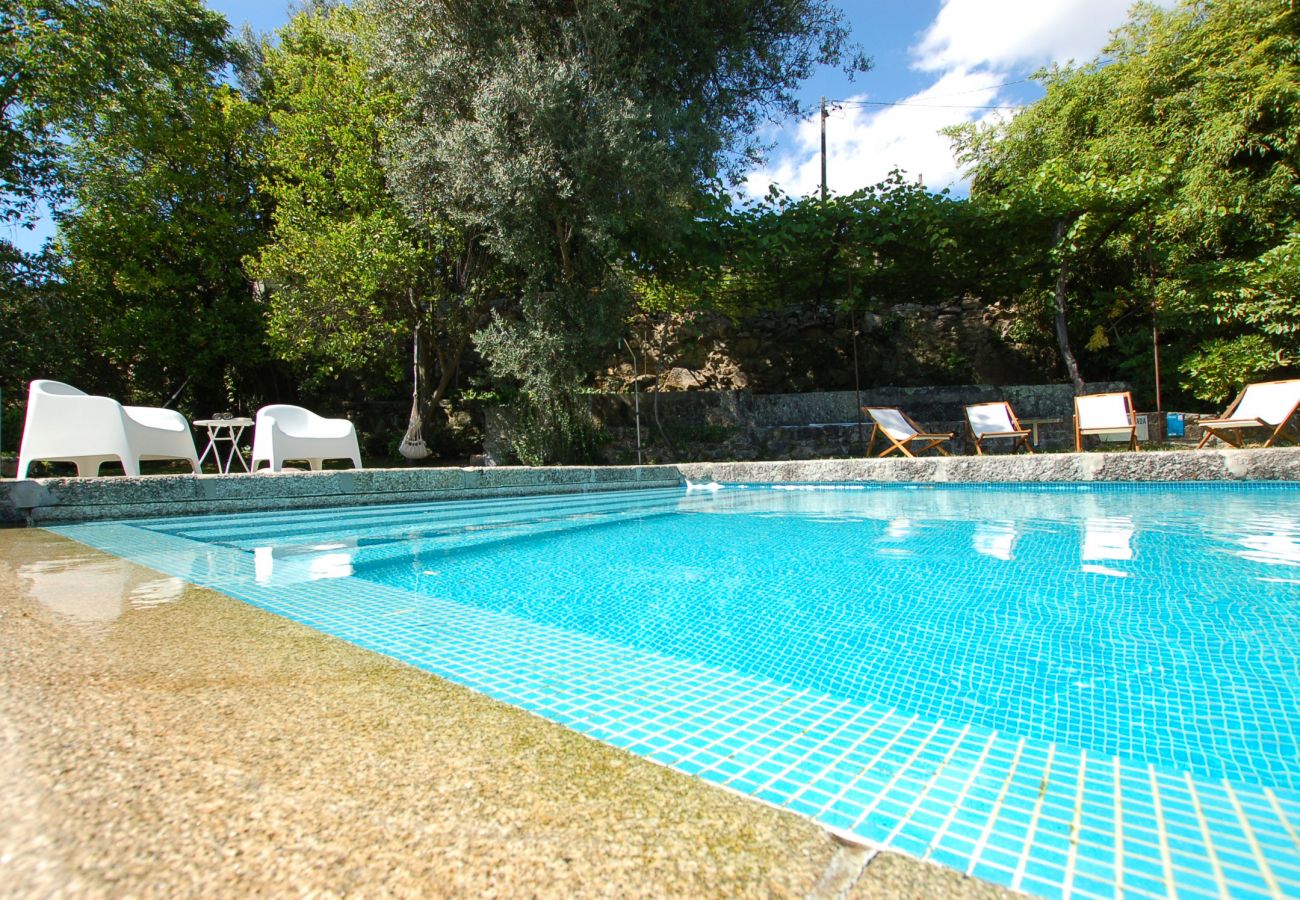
{"left": 251, "top": 404, "right": 362, "bottom": 472}
{"left": 1074, "top": 391, "right": 1139, "bottom": 452}
{"left": 17, "top": 379, "right": 200, "bottom": 478}
{"left": 1195, "top": 379, "right": 1300, "bottom": 449}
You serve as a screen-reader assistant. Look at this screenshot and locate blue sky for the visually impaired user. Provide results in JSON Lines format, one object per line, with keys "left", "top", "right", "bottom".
{"left": 8, "top": 0, "right": 1161, "bottom": 252}
{"left": 213, "top": 0, "right": 1169, "bottom": 198}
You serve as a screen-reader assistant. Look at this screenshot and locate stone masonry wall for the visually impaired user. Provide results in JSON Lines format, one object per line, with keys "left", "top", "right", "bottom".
{"left": 574, "top": 382, "right": 1133, "bottom": 464}
{"left": 600, "top": 299, "right": 1058, "bottom": 396}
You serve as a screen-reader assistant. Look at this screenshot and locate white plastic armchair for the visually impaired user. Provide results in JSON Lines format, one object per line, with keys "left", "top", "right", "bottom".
{"left": 16, "top": 380, "right": 200, "bottom": 478}
{"left": 251, "top": 404, "right": 362, "bottom": 472}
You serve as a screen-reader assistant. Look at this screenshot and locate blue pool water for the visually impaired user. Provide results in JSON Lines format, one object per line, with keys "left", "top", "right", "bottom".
{"left": 53, "top": 483, "right": 1300, "bottom": 899}
{"left": 369, "top": 485, "right": 1300, "bottom": 791}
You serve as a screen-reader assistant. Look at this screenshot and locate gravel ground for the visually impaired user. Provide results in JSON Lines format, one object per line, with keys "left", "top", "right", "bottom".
{"left": 0, "top": 527, "right": 1017, "bottom": 899}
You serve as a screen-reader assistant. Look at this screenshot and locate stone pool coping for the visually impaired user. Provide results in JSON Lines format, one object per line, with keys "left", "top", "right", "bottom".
{"left": 675, "top": 446, "right": 1300, "bottom": 485}
{"left": 2, "top": 447, "right": 1299, "bottom": 524}
{"left": 0, "top": 464, "right": 683, "bottom": 525}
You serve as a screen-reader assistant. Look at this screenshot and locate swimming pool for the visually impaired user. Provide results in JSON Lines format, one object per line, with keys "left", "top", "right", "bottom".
{"left": 53, "top": 483, "right": 1300, "bottom": 899}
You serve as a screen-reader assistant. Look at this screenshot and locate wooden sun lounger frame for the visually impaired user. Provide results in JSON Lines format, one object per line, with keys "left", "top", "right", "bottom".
{"left": 965, "top": 401, "right": 1034, "bottom": 456}
{"left": 1195, "top": 379, "right": 1300, "bottom": 449}
{"left": 1074, "top": 390, "right": 1140, "bottom": 453}
{"left": 862, "top": 407, "right": 954, "bottom": 458}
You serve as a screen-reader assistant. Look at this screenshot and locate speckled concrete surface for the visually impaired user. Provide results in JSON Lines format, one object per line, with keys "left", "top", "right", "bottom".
{"left": 0, "top": 465, "right": 685, "bottom": 525}
{"left": 8, "top": 448, "right": 1300, "bottom": 526}
{"left": 0, "top": 528, "right": 1017, "bottom": 899}
{"left": 677, "top": 446, "right": 1300, "bottom": 485}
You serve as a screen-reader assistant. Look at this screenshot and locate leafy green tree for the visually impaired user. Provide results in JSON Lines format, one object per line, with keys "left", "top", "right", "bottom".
{"left": 1, "top": 0, "right": 100, "bottom": 435}
{"left": 15, "top": 0, "right": 272, "bottom": 413}
{"left": 649, "top": 173, "right": 991, "bottom": 319}
{"left": 1, "top": 0, "right": 66, "bottom": 241}
{"left": 369, "top": 0, "right": 863, "bottom": 461}
{"left": 950, "top": 0, "right": 1300, "bottom": 404}
{"left": 250, "top": 4, "right": 493, "bottom": 460}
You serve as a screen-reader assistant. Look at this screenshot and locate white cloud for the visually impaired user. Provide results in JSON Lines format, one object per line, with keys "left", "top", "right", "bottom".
{"left": 743, "top": 69, "right": 1010, "bottom": 198}
{"left": 915, "top": 0, "right": 1145, "bottom": 72}
{"left": 744, "top": 0, "right": 1176, "bottom": 200}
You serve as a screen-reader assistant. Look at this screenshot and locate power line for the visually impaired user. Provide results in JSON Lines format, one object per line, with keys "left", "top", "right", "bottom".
{"left": 923, "top": 76, "right": 1034, "bottom": 97}
{"left": 825, "top": 75, "right": 1037, "bottom": 113}
{"left": 835, "top": 99, "right": 1025, "bottom": 111}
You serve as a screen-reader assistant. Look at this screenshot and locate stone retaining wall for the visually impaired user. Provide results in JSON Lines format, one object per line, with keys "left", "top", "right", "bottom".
{"left": 568, "top": 382, "right": 1135, "bottom": 463}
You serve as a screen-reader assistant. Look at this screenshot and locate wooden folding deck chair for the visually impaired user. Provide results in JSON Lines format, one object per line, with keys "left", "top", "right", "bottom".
{"left": 863, "top": 406, "right": 954, "bottom": 458}
{"left": 965, "top": 401, "right": 1034, "bottom": 455}
{"left": 1195, "top": 379, "right": 1300, "bottom": 449}
{"left": 1074, "top": 391, "right": 1139, "bottom": 452}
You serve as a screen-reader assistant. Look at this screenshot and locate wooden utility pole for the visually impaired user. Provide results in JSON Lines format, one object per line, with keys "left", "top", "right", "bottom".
{"left": 1153, "top": 316, "right": 1162, "bottom": 412}
{"left": 820, "top": 96, "right": 828, "bottom": 203}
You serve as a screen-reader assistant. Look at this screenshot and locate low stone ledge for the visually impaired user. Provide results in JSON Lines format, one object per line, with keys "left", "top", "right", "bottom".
{"left": 675, "top": 447, "right": 1300, "bottom": 485}
{"left": 0, "top": 465, "right": 684, "bottom": 525}
{"left": 5, "top": 449, "right": 1297, "bottom": 526}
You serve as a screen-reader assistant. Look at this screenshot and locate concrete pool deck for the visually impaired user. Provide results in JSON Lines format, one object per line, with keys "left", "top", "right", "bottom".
{"left": 0, "top": 527, "right": 1017, "bottom": 898}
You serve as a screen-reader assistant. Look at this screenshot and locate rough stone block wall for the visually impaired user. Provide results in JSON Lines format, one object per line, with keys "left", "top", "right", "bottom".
{"left": 570, "top": 383, "right": 1132, "bottom": 463}
{"left": 601, "top": 301, "right": 1059, "bottom": 396}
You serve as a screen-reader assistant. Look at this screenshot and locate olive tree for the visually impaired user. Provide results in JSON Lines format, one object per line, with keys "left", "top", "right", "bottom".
{"left": 369, "top": 0, "right": 864, "bottom": 461}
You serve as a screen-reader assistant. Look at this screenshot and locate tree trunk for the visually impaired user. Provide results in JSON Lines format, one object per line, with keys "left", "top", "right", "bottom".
{"left": 429, "top": 332, "right": 470, "bottom": 413}
{"left": 398, "top": 322, "right": 433, "bottom": 460}
{"left": 1052, "top": 219, "right": 1086, "bottom": 394}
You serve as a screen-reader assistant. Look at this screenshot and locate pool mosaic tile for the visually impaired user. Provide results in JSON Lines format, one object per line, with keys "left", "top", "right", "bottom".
{"left": 51, "top": 483, "right": 1300, "bottom": 899}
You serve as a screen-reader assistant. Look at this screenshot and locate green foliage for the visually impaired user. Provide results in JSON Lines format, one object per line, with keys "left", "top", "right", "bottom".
{"left": 642, "top": 172, "right": 1004, "bottom": 319}
{"left": 24, "top": 0, "right": 273, "bottom": 411}
{"left": 250, "top": 3, "right": 495, "bottom": 456}
{"left": 1178, "top": 334, "right": 1282, "bottom": 403}
{"left": 370, "top": 0, "right": 861, "bottom": 462}
{"left": 0, "top": 245, "right": 105, "bottom": 449}
{"left": 253, "top": 5, "right": 414, "bottom": 376}
{"left": 506, "top": 393, "right": 603, "bottom": 467}
{"left": 950, "top": 0, "right": 1300, "bottom": 403}
{"left": 1, "top": 0, "right": 70, "bottom": 237}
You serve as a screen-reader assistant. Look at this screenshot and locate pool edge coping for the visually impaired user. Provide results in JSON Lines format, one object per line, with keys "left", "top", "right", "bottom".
{"left": 4, "top": 446, "right": 1300, "bottom": 525}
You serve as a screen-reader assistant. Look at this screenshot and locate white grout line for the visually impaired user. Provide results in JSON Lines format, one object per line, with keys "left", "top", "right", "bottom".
{"left": 670, "top": 688, "right": 814, "bottom": 768}
{"left": 846, "top": 718, "right": 949, "bottom": 833}
{"left": 587, "top": 674, "right": 786, "bottom": 748}
{"left": 744, "top": 701, "right": 871, "bottom": 793}
{"left": 560, "top": 665, "right": 749, "bottom": 734}
{"left": 806, "top": 714, "right": 921, "bottom": 818}
{"left": 1184, "top": 773, "right": 1230, "bottom": 898}
{"left": 881, "top": 723, "right": 972, "bottom": 845}
{"left": 1262, "top": 787, "right": 1300, "bottom": 853}
{"left": 1146, "top": 765, "right": 1179, "bottom": 900}
{"left": 784, "top": 710, "right": 907, "bottom": 809}
{"left": 1061, "top": 749, "right": 1088, "bottom": 897}
{"left": 706, "top": 691, "right": 823, "bottom": 776}
{"left": 1010, "top": 742, "right": 1056, "bottom": 892}
{"left": 965, "top": 736, "right": 1026, "bottom": 877}
{"left": 922, "top": 731, "right": 999, "bottom": 863}
{"left": 1200, "top": 785, "right": 1281, "bottom": 897}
